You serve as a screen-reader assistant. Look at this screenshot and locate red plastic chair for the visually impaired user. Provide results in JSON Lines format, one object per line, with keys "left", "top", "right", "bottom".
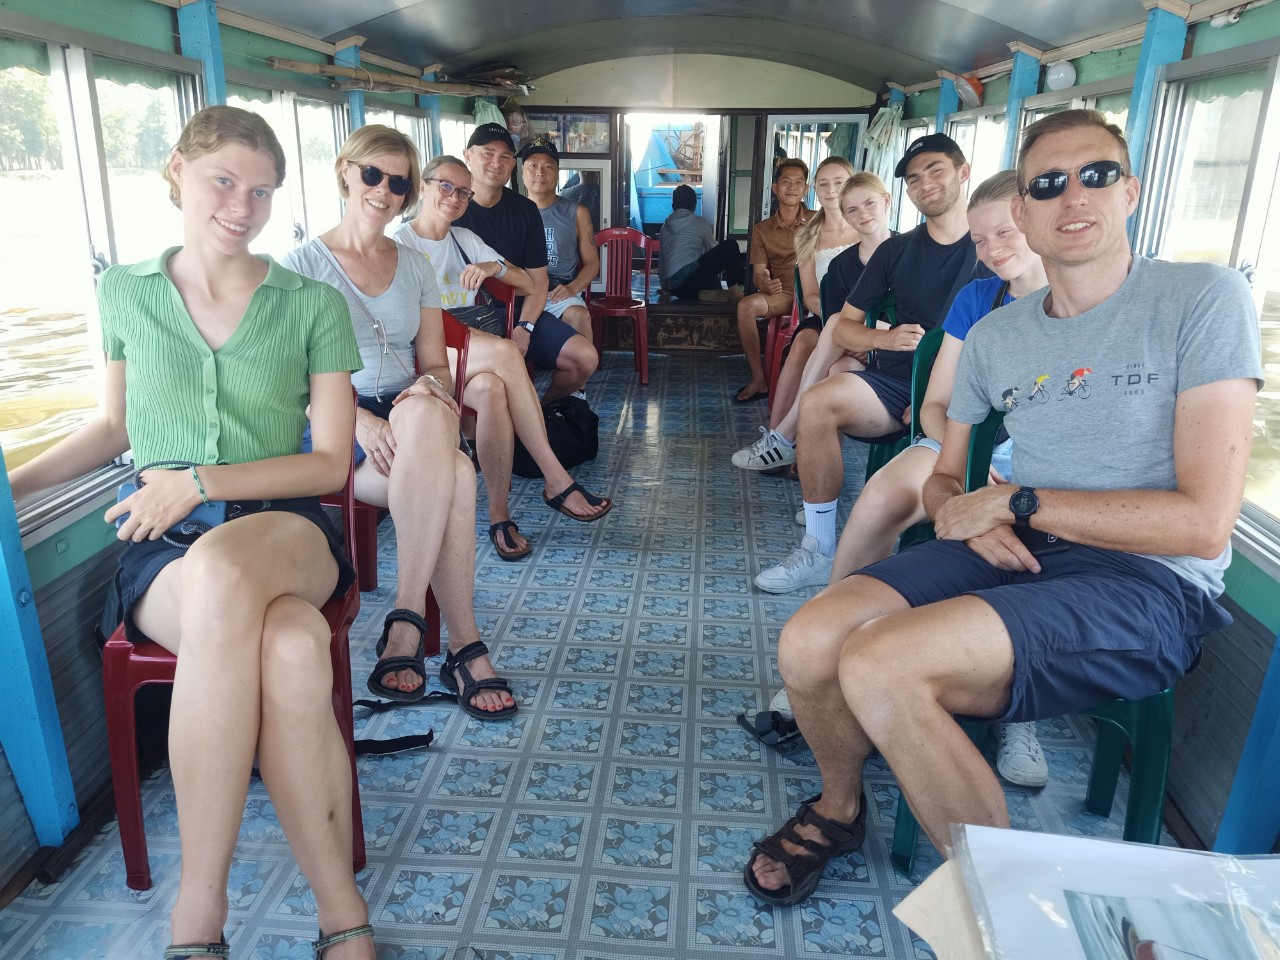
{"left": 588, "top": 227, "right": 658, "bottom": 385}
{"left": 765, "top": 283, "right": 803, "bottom": 415}
{"left": 103, "top": 460, "right": 368, "bottom": 891}
{"left": 321, "top": 323, "right": 470, "bottom": 593}
{"left": 481, "top": 276, "right": 518, "bottom": 337}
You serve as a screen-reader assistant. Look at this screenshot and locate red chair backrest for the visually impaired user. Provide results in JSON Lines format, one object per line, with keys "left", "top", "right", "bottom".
{"left": 594, "top": 227, "right": 658, "bottom": 303}
{"left": 481, "top": 276, "right": 518, "bottom": 336}
{"left": 440, "top": 310, "right": 471, "bottom": 409}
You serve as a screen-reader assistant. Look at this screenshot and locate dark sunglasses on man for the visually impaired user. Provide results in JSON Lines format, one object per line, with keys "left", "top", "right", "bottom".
{"left": 1022, "top": 159, "right": 1126, "bottom": 201}
{"left": 356, "top": 163, "right": 412, "bottom": 196}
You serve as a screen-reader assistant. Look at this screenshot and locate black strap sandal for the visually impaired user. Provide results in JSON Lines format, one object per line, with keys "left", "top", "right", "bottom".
{"left": 366, "top": 608, "right": 429, "bottom": 702}
{"left": 488, "top": 520, "right": 532, "bottom": 561}
{"left": 313, "top": 923, "right": 374, "bottom": 957}
{"left": 736, "top": 710, "right": 802, "bottom": 749}
{"left": 440, "top": 640, "right": 518, "bottom": 721}
{"left": 543, "top": 481, "right": 613, "bottom": 522}
{"left": 163, "top": 940, "right": 229, "bottom": 959}
{"left": 742, "top": 791, "right": 867, "bottom": 906}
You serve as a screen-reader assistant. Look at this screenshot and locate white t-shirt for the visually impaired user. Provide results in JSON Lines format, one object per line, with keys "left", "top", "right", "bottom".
{"left": 394, "top": 223, "right": 500, "bottom": 311}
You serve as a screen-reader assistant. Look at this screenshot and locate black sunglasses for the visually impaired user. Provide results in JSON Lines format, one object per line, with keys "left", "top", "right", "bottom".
{"left": 357, "top": 163, "right": 412, "bottom": 196}
{"left": 1022, "top": 159, "right": 1126, "bottom": 201}
{"left": 425, "top": 178, "right": 475, "bottom": 202}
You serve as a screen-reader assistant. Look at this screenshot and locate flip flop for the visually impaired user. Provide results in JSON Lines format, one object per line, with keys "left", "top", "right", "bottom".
{"left": 440, "top": 640, "right": 518, "bottom": 721}
{"left": 488, "top": 520, "right": 531, "bottom": 560}
{"left": 366, "top": 608, "right": 429, "bottom": 702}
{"left": 734, "top": 386, "right": 768, "bottom": 403}
{"left": 543, "top": 481, "right": 613, "bottom": 522}
{"left": 736, "top": 710, "right": 802, "bottom": 749}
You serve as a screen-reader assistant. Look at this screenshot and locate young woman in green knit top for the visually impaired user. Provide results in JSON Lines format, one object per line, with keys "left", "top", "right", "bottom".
{"left": 8, "top": 107, "right": 375, "bottom": 959}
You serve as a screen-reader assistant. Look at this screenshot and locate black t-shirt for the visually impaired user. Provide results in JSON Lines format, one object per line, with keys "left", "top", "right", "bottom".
{"left": 848, "top": 223, "right": 977, "bottom": 381}
{"left": 453, "top": 187, "right": 549, "bottom": 270}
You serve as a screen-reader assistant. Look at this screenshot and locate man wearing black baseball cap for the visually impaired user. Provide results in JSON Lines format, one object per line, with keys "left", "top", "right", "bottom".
{"left": 520, "top": 135, "right": 599, "bottom": 342}
{"left": 457, "top": 122, "right": 598, "bottom": 401}
{"left": 754, "top": 131, "right": 977, "bottom": 595}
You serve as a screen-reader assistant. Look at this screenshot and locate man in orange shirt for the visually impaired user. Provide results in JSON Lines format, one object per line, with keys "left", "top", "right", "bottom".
{"left": 735, "top": 159, "right": 812, "bottom": 403}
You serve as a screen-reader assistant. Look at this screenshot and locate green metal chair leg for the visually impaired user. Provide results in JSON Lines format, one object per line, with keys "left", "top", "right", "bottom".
{"left": 1080, "top": 688, "right": 1174, "bottom": 844}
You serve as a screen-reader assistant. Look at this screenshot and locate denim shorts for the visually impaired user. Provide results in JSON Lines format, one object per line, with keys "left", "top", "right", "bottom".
{"left": 912, "top": 435, "right": 1014, "bottom": 482}
{"left": 856, "top": 538, "right": 1229, "bottom": 724}
{"left": 114, "top": 497, "right": 356, "bottom": 643}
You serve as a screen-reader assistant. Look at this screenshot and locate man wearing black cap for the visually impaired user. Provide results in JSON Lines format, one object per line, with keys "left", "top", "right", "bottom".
{"left": 458, "top": 122, "right": 598, "bottom": 402}
{"left": 755, "top": 133, "right": 976, "bottom": 595}
{"left": 520, "top": 135, "right": 599, "bottom": 341}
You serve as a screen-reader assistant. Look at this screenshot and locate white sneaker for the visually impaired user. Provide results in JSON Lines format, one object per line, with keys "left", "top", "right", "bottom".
{"left": 996, "top": 722, "right": 1048, "bottom": 787}
{"left": 768, "top": 688, "right": 794, "bottom": 719}
{"left": 754, "top": 535, "right": 833, "bottom": 593}
{"left": 794, "top": 507, "right": 805, "bottom": 525}
{"left": 732, "top": 427, "right": 796, "bottom": 471}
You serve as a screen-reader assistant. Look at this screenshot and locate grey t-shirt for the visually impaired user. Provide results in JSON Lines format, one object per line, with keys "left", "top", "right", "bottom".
{"left": 283, "top": 239, "right": 440, "bottom": 399}
{"left": 949, "top": 255, "right": 1263, "bottom": 597}
{"left": 659, "top": 208, "right": 714, "bottom": 285}
{"left": 538, "top": 196, "right": 582, "bottom": 285}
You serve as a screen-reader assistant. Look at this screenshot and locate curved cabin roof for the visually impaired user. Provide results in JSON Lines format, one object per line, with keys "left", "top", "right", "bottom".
{"left": 217, "top": 0, "right": 1210, "bottom": 94}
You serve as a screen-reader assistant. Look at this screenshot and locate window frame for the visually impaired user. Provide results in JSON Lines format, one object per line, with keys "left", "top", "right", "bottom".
{"left": 892, "top": 117, "right": 933, "bottom": 233}
{"left": 1, "top": 11, "right": 204, "bottom": 540}
{"left": 1135, "top": 37, "right": 1280, "bottom": 576}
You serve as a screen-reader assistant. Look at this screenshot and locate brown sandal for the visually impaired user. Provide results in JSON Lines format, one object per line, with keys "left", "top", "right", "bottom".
{"left": 743, "top": 791, "right": 866, "bottom": 905}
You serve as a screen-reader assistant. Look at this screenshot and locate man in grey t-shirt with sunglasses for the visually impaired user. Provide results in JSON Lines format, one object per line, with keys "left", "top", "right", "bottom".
{"left": 745, "top": 109, "right": 1263, "bottom": 907}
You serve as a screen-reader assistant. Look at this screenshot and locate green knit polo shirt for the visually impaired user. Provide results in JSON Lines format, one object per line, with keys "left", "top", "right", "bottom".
{"left": 100, "top": 247, "right": 362, "bottom": 468}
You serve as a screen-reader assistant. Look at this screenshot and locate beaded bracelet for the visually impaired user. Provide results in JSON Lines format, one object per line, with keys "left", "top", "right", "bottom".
{"left": 190, "top": 465, "right": 211, "bottom": 506}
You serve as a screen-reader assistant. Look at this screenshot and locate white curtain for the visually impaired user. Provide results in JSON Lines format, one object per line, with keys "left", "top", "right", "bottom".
{"left": 864, "top": 103, "right": 903, "bottom": 183}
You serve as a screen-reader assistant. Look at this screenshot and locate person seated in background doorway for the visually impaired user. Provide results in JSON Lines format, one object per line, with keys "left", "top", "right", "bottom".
{"left": 744, "top": 108, "right": 1262, "bottom": 909}
{"left": 753, "top": 134, "right": 976, "bottom": 594}
{"left": 561, "top": 168, "right": 602, "bottom": 234}
{"left": 520, "top": 135, "right": 599, "bottom": 342}
{"left": 659, "top": 183, "right": 745, "bottom": 303}
{"left": 734, "top": 158, "right": 812, "bottom": 403}
{"left": 457, "top": 122, "right": 598, "bottom": 403}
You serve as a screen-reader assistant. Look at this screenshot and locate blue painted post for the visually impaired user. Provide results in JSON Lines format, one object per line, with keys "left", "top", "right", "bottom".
{"left": 176, "top": 0, "right": 226, "bottom": 105}
{"left": 1003, "top": 44, "right": 1043, "bottom": 169}
{"left": 888, "top": 84, "right": 906, "bottom": 106}
{"left": 335, "top": 41, "right": 366, "bottom": 129}
{"left": 1126, "top": 2, "right": 1189, "bottom": 183}
{"left": 0, "top": 447, "right": 79, "bottom": 844}
{"left": 1213, "top": 632, "right": 1280, "bottom": 853}
{"left": 935, "top": 74, "right": 960, "bottom": 132}
{"left": 418, "top": 72, "right": 442, "bottom": 157}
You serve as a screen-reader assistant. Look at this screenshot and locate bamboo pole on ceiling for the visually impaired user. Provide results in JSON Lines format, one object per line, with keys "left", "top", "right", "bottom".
{"left": 265, "top": 57, "right": 527, "bottom": 97}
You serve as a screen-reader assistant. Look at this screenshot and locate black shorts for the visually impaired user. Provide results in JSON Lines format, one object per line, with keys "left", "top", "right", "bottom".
{"left": 844, "top": 369, "right": 911, "bottom": 443}
{"left": 114, "top": 497, "right": 356, "bottom": 643}
{"left": 794, "top": 314, "right": 823, "bottom": 338}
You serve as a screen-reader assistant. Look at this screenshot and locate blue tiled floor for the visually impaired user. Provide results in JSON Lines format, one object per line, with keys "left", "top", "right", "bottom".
{"left": 0, "top": 350, "right": 1159, "bottom": 959}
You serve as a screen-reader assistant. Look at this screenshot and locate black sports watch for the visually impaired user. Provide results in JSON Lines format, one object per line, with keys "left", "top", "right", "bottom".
{"left": 1009, "top": 486, "right": 1039, "bottom": 528}
{"left": 515, "top": 320, "right": 537, "bottom": 334}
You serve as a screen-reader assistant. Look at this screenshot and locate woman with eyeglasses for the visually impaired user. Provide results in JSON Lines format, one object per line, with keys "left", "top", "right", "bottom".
{"left": 284, "top": 126, "right": 518, "bottom": 721}
{"left": 395, "top": 154, "right": 612, "bottom": 562}
{"left": 8, "top": 106, "right": 375, "bottom": 958}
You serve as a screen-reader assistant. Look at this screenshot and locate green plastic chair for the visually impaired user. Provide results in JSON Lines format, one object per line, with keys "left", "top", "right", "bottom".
{"left": 888, "top": 408, "right": 1178, "bottom": 874}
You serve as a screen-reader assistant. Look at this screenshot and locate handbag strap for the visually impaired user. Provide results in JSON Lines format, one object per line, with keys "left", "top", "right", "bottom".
{"left": 989, "top": 279, "right": 1012, "bottom": 313}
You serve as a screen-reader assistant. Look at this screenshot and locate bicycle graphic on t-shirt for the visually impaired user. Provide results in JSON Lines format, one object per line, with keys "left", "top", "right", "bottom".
{"left": 1059, "top": 367, "right": 1092, "bottom": 400}
{"left": 1029, "top": 374, "right": 1051, "bottom": 403}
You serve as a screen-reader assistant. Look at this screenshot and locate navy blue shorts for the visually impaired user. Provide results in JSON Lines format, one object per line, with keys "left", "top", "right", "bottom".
{"left": 526, "top": 311, "right": 579, "bottom": 371}
{"left": 114, "top": 497, "right": 356, "bottom": 643}
{"left": 845, "top": 369, "right": 911, "bottom": 443}
{"left": 856, "top": 538, "right": 1230, "bottom": 724}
